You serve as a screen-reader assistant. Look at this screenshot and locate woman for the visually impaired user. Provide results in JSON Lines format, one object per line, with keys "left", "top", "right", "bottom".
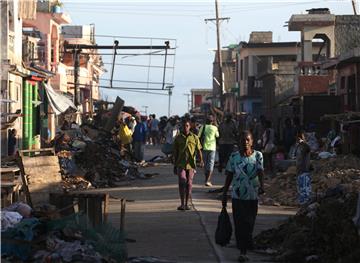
{"left": 262, "top": 120, "right": 275, "bottom": 175}
{"left": 222, "top": 130, "right": 265, "bottom": 262}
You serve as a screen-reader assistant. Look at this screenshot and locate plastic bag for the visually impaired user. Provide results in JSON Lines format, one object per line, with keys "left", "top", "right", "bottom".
{"left": 215, "top": 207, "right": 232, "bottom": 246}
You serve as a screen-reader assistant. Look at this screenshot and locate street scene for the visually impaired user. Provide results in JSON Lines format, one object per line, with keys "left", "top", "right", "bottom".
{"left": 1, "top": 0, "right": 360, "bottom": 262}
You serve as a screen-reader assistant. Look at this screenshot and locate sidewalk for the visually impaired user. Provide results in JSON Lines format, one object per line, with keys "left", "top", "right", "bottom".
{"left": 102, "top": 146, "right": 296, "bottom": 262}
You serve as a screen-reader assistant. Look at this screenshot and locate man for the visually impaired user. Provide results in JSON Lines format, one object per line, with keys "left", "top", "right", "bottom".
{"left": 218, "top": 113, "right": 237, "bottom": 173}
{"left": 295, "top": 130, "right": 311, "bottom": 205}
{"left": 222, "top": 130, "right": 265, "bottom": 262}
{"left": 173, "top": 120, "right": 204, "bottom": 211}
{"left": 150, "top": 114, "right": 160, "bottom": 145}
{"left": 132, "top": 116, "right": 147, "bottom": 162}
{"left": 198, "top": 115, "right": 219, "bottom": 186}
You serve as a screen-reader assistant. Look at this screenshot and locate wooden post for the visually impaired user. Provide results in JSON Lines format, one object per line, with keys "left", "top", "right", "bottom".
{"left": 103, "top": 193, "right": 109, "bottom": 223}
{"left": 120, "top": 198, "right": 126, "bottom": 232}
{"left": 16, "top": 155, "right": 33, "bottom": 208}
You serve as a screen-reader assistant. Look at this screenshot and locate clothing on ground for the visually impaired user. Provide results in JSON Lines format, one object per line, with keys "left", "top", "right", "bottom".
{"left": 232, "top": 199, "right": 258, "bottom": 254}
{"left": 173, "top": 132, "right": 202, "bottom": 170}
{"left": 199, "top": 124, "right": 219, "bottom": 151}
{"left": 226, "top": 150, "right": 264, "bottom": 200}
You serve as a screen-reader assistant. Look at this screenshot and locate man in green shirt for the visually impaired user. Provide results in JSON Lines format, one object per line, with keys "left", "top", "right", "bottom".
{"left": 198, "top": 115, "right": 219, "bottom": 186}
{"left": 173, "top": 119, "right": 204, "bottom": 211}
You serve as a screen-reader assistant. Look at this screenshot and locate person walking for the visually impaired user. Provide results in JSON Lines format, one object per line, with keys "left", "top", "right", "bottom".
{"left": 132, "top": 116, "right": 147, "bottom": 162}
{"left": 173, "top": 119, "right": 204, "bottom": 211}
{"left": 198, "top": 115, "right": 219, "bottom": 186}
{"left": 222, "top": 130, "right": 265, "bottom": 262}
{"left": 218, "top": 113, "right": 237, "bottom": 173}
{"left": 262, "top": 120, "right": 275, "bottom": 175}
{"left": 295, "top": 130, "right": 311, "bottom": 205}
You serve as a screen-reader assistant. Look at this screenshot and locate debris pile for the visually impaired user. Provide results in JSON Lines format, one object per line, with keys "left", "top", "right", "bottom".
{"left": 1, "top": 202, "right": 126, "bottom": 263}
{"left": 74, "top": 140, "right": 139, "bottom": 188}
{"left": 255, "top": 189, "right": 360, "bottom": 263}
{"left": 265, "top": 155, "right": 360, "bottom": 206}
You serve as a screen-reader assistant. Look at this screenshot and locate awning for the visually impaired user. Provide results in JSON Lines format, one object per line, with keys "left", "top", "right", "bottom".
{"left": 43, "top": 83, "right": 77, "bottom": 115}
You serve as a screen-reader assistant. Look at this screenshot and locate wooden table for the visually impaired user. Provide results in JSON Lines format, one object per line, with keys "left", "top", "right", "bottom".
{"left": 1, "top": 166, "right": 22, "bottom": 207}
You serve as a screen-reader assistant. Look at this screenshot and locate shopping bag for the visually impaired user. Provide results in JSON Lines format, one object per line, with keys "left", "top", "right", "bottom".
{"left": 215, "top": 207, "right": 232, "bottom": 246}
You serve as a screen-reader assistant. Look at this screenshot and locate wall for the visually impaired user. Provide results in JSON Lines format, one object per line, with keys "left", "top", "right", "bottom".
{"left": 335, "top": 16, "right": 360, "bottom": 57}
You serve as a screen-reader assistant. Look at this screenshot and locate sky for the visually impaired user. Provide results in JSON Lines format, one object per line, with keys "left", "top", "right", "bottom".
{"left": 62, "top": 0, "right": 354, "bottom": 117}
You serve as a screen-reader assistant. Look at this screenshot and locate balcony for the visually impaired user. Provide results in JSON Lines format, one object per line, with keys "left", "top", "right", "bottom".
{"left": 295, "top": 62, "right": 330, "bottom": 95}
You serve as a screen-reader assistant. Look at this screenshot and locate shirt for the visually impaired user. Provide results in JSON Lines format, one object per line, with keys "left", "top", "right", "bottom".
{"left": 219, "top": 121, "right": 237, "bottom": 145}
{"left": 199, "top": 124, "right": 219, "bottom": 151}
{"left": 226, "top": 150, "right": 264, "bottom": 200}
{"left": 151, "top": 118, "right": 160, "bottom": 131}
{"left": 133, "top": 122, "right": 147, "bottom": 142}
{"left": 173, "top": 132, "right": 202, "bottom": 170}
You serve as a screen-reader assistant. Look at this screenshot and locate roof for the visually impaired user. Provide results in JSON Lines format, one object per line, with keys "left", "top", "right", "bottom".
{"left": 239, "top": 41, "right": 300, "bottom": 49}
{"left": 288, "top": 14, "right": 335, "bottom": 31}
{"left": 322, "top": 47, "right": 360, "bottom": 69}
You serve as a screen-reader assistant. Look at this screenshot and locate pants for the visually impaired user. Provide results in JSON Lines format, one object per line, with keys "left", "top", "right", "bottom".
{"left": 232, "top": 199, "right": 258, "bottom": 254}
{"left": 177, "top": 168, "right": 195, "bottom": 197}
{"left": 297, "top": 172, "right": 311, "bottom": 205}
{"left": 133, "top": 141, "right": 145, "bottom": 161}
{"left": 203, "top": 150, "right": 216, "bottom": 173}
{"left": 219, "top": 144, "right": 234, "bottom": 170}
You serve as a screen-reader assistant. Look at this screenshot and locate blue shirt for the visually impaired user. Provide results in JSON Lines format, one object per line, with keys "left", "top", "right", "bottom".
{"left": 133, "top": 122, "right": 147, "bottom": 142}
{"left": 226, "top": 150, "right": 264, "bottom": 200}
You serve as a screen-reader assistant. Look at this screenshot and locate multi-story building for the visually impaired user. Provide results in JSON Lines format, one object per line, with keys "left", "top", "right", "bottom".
{"left": 190, "top": 88, "right": 212, "bottom": 113}
{"left": 1, "top": 0, "right": 36, "bottom": 155}
{"left": 61, "top": 24, "right": 104, "bottom": 116}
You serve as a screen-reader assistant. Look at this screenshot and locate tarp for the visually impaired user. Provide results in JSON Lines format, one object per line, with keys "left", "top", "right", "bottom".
{"left": 44, "top": 83, "right": 77, "bottom": 115}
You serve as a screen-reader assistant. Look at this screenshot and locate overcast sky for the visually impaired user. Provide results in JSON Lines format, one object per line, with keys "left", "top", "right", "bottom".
{"left": 62, "top": 0, "right": 353, "bottom": 117}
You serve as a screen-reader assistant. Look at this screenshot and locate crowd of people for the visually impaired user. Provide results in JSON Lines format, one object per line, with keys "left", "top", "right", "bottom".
{"left": 109, "top": 111, "right": 336, "bottom": 262}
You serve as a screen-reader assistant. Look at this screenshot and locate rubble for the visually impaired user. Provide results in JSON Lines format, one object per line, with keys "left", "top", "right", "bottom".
{"left": 254, "top": 189, "right": 360, "bottom": 263}
{"left": 265, "top": 155, "right": 360, "bottom": 206}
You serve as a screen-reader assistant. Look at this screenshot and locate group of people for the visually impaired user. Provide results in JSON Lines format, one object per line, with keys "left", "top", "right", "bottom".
{"left": 171, "top": 113, "right": 313, "bottom": 262}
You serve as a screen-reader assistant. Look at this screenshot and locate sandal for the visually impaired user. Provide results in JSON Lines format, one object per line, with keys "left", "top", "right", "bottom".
{"left": 185, "top": 205, "right": 192, "bottom": 210}
{"left": 238, "top": 255, "right": 249, "bottom": 262}
{"left": 177, "top": 205, "right": 185, "bottom": 211}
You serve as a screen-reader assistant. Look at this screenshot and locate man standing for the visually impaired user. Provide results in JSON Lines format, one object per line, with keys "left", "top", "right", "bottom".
{"left": 218, "top": 113, "right": 237, "bottom": 173}
{"left": 198, "top": 115, "right": 219, "bottom": 186}
{"left": 222, "top": 130, "right": 265, "bottom": 262}
{"left": 150, "top": 114, "right": 160, "bottom": 145}
{"left": 173, "top": 120, "right": 204, "bottom": 211}
{"left": 132, "top": 116, "right": 147, "bottom": 162}
{"left": 295, "top": 130, "right": 311, "bottom": 205}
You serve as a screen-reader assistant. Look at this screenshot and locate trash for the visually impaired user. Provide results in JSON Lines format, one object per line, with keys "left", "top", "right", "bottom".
{"left": 1, "top": 211, "right": 22, "bottom": 231}
{"left": 318, "top": 151, "right": 336, "bottom": 159}
{"left": 3, "top": 202, "right": 32, "bottom": 218}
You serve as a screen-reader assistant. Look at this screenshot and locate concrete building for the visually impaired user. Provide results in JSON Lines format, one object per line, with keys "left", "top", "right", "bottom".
{"left": 1, "top": 0, "right": 36, "bottom": 155}
{"left": 22, "top": 0, "right": 72, "bottom": 140}
{"left": 61, "top": 24, "right": 104, "bottom": 116}
{"left": 212, "top": 47, "right": 237, "bottom": 111}
{"left": 190, "top": 88, "right": 213, "bottom": 113}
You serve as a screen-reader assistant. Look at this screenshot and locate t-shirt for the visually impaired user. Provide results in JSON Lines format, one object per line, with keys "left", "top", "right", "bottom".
{"left": 151, "top": 119, "right": 159, "bottom": 131}
{"left": 133, "top": 122, "right": 147, "bottom": 142}
{"left": 226, "top": 150, "right": 264, "bottom": 200}
{"left": 173, "top": 132, "right": 202, "bottom": 169}
{"left": 219, "top": 121, "right": 237, "bottom": 145}
{"left": 199, "top": 124, "right": 219, "bottom": 151}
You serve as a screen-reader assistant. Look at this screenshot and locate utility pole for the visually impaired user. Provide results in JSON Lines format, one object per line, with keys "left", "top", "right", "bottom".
{"left": 183, "top": 93, "right": 191, "bottom": 113}
{"left": 166, "top": 85, "right": 174, "bottom": 117}
{"left": 73, "top": 49, "right": 81, "bottom": 106}
{"left": 142, "top": 105, "right": 148, "bottom": 116}
{"left": 352, "top": 0, "right": 358, "bottom": 15}
{"left": 205, "top": 0, "right": 230, "bottom": 109}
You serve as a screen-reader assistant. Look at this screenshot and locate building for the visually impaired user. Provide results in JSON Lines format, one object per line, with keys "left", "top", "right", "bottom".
{"left": 190, "top": 88, "right": 212, "bottom": 113}
{"left": 212, "top": 47, "right": 237, "bottom": 111}
{"left": 61, "top": 24, "right": 104, "bottom": 117}
{"left": 1, "top": 0, "right": 36, "bottom": 155}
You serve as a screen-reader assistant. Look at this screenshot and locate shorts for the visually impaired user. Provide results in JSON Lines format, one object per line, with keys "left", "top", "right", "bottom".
{"left": 203, "top": 150, "right": 216, "bottom": 172}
